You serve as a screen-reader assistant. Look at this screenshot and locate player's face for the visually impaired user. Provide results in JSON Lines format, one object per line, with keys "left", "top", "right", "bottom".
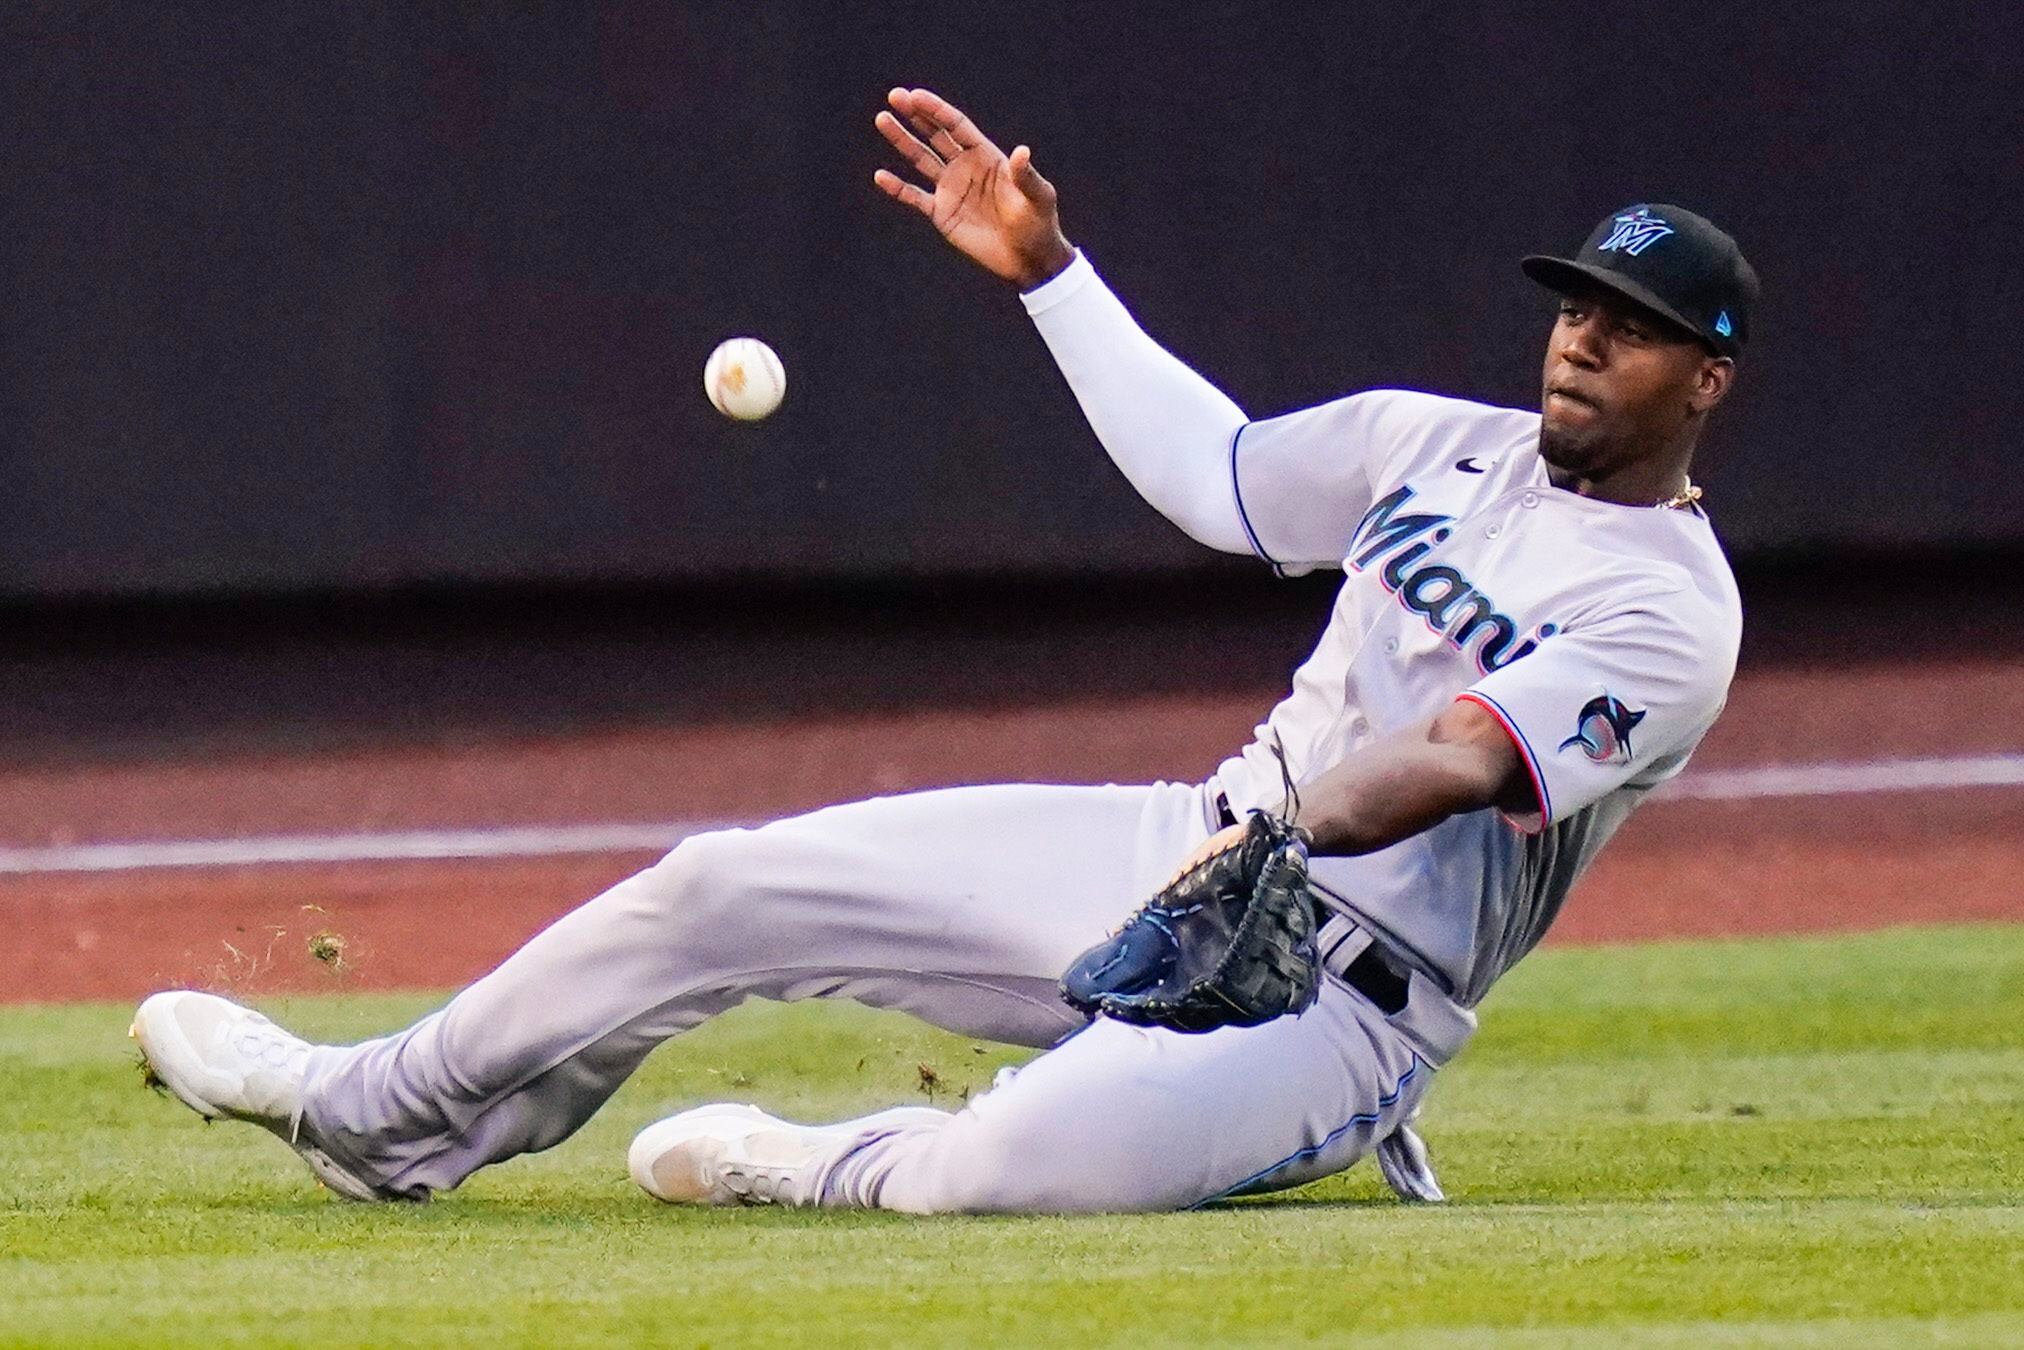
{"left": 1536, "top": 287, "right": 1720, "bottom": 478}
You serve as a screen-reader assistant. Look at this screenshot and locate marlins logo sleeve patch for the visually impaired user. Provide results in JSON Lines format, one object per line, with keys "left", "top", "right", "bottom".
{"left": 1558, "top": 693, "right": 1646, "bottom": 765}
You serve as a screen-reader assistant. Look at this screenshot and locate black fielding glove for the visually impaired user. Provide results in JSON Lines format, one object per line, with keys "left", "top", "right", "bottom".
{"left": 1060, "top": 812, "right": 1321, "bottom": 1034}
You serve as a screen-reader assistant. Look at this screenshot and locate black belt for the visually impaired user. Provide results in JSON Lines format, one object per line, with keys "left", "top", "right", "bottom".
{"left": 1325, "top": 930, "right": 1411, "bottom": 1015}
{"left": 1213, "top": 792, "right": 1410, "bottom": 1016}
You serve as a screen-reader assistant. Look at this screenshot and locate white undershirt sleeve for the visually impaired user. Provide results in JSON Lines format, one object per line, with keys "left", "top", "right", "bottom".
{"left": 1022, "top": 252, "right": 1252, "bottom": 554}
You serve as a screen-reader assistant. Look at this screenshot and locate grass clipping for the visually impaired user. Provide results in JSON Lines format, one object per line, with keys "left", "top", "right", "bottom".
{"left": 307, "top": 928, "right": 347, "bottom": 974}
{"left": 205, "top": 905, "right": 356, "bottom": 988}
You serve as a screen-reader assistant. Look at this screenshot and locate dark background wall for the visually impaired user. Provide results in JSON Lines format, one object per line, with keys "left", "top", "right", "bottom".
{"left": 4, "top": 2, "right": 2019, "bottom": 599}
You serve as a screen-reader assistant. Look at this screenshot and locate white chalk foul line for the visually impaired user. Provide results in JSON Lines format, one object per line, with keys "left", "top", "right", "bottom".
{"left": 0, "top": 820, "right": 726, "bottom": 877}
{"left": 1655, "top": 752, "right": 2024, "bottom": 802}
{"left": 3, "top": 752, "right": 2022, "bottom": 877}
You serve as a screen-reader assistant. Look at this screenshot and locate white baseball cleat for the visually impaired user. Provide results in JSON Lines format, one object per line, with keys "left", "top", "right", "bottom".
{"left": 628, "top": 1102, "right": 946, "bottom": 1208}
{"left": 130, "top": 990, "right": 394, "bottom": 1203}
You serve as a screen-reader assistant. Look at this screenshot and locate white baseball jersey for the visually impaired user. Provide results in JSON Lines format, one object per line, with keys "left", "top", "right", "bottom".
{"left": 1214, "top": 389, "right": 1741, "bottom": 1003}
{"left": 1026, "top": 253, "right": 1743, "bottom": 1006}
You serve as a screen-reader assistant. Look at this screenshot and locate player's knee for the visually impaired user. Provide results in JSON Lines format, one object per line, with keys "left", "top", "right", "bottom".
{"left": 634, "top": 828, "right": 764, "bottom": 933}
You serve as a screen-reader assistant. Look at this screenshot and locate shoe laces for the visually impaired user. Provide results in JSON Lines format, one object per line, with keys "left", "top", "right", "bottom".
{"left": 721, "top": 1158, "right": 796, "bottom": 1206}
{"left": 220, "top": 1017, "right": 311, "bottom": 1131}
{"left": 718, "top": 1132, "right": 820, "bottom": 1207}
{"left": 232, "top": 1023, "right": 310, "bottom": 1075}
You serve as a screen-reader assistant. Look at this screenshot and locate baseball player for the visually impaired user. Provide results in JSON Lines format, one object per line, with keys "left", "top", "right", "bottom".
{"left": 132, "top": 86, "right": 1757, "bottom": 1215}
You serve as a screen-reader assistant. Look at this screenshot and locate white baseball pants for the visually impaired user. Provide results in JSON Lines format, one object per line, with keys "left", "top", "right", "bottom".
{"left": 301, "top": 781, "right": 1433, "bottom": 1210}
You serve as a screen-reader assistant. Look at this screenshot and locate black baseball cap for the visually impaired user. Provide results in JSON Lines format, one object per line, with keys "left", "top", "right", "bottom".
{"left": 1523, "top": 204, "right": 1760, "bottom": 360}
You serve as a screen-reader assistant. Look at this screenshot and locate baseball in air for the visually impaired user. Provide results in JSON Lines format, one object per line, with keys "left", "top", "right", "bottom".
{"left": 704, "top": 337, "right": 786, "bottom": 420}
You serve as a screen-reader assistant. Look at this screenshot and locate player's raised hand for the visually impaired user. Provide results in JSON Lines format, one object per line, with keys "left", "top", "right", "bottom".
{"left": 873, "top": 87, "right": 1076, "bottom": 291}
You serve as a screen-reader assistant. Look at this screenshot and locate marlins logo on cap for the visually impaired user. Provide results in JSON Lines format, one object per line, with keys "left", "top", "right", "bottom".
{"left": 1596, "top": 207, "right": 1676, "bottom": 257}
{"left": 1558, "top": 694, "right": 1646, "bottom": 765}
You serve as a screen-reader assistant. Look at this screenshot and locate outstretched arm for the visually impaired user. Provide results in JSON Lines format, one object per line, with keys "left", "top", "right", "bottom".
{"left": 873, "top": 87, "right": 1253, "bottom": 554}
{"left": 1174, "top": 701, "right": 1531, "bottom": 872}
{"left": 1292, "top": 700, "right": 1531, "bottom": 855}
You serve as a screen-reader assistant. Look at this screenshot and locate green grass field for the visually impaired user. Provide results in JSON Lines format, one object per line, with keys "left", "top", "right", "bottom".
{"left": 4, "top": 925, "right": 2022, "bottom": 1347}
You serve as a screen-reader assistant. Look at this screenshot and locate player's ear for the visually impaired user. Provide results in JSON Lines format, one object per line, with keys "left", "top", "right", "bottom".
{"left": 1689, "top": 356, "right": 1735, "bottom": 415}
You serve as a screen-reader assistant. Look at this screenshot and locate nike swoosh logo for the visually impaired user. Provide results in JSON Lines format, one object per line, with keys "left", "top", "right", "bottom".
{"left": 1455, "top": 457, "right": 1489, "bottom": 474}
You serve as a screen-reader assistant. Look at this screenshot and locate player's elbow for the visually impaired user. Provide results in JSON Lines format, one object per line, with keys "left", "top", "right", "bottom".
{"left": 1428, "top": 701, "right": 1532, "bottom": 816}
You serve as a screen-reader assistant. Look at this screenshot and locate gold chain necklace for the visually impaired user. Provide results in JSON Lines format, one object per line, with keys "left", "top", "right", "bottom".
{"left": 1659, "top": 480, "right": 1703, "bottom": 511}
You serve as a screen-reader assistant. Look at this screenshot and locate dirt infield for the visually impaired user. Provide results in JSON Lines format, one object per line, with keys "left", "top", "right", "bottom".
{"left": 6, "top": 657, "right": 2023, "bottom": 1005}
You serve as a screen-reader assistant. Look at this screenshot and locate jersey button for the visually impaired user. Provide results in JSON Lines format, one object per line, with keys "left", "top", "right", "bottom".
{"left": 1485, "top": 523, "right": 1502, "bottom": 539}
{"left": 1520, "top": 490, "right": 1540, "bottom": 508}
{"left": 1384, "top": 638, "right": 1400, "bottom": 655}
{"left": 1349, "top": 717, "right": 1370, "bottom": 737}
